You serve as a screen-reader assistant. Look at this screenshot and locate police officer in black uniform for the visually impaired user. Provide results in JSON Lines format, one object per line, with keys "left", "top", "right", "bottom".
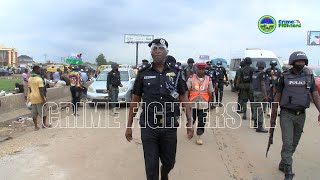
{"left": 205, "top": 61, "right": 217, "bottom": 109}
{"left": 235, "top": 61, "right": 245, "bottom": 113}
{"left": 251, "top": 61, "right": 268, "bottom": 133}
{"left": 236, "top": 57, "right": 255, "bottom": 120}
{"left": 184, "top": 58, "right": 195, "bottom": 80}
{"left": 215, "top": 60, "right": 228, "bottom": 107}
{"left": 125, "top": 38, "right": 194, "bottom": 180}
{"left": 271, "top": 51, "right": 320, "bottom": 180}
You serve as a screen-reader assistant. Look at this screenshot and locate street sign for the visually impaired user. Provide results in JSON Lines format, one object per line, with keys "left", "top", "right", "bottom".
{"left": 307, "top": 31, "right": 320, "bottom": 46}
{"left": 124, "top": 34, "right": 154, "bottom": 43}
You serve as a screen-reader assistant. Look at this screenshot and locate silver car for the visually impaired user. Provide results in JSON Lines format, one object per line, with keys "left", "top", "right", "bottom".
{"left": 87, "top": 67, "right": 136, "bottom": 106}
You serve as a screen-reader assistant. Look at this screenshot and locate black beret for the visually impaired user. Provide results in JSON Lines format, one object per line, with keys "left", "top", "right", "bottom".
{"left": 148, "top": 38, "right": 168, "bottom": 48}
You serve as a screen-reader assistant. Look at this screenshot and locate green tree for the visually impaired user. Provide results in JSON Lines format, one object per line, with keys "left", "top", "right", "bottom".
{"left": 95, "top": 53, "right": 107, "bottom": 66}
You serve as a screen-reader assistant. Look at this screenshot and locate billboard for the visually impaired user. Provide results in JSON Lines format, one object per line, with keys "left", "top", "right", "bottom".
{"left": 307, "top": 31, "right": 320, "bottom": 46}
{"left": 65, "top": 53, "right": 83, "bottom": 65}
{"left": 199, "top": 55, "right": 210, "bottom": 60}
{"left": 124, "top": 34, "right": 154, "bottom": 43}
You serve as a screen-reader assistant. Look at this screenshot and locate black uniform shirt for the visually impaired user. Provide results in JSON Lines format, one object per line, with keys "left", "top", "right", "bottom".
{"left": 205, "top": 67, "right": 217, "bottom": 84}
{"left": 133, "top": 63, "right": 187, "bottom": 127}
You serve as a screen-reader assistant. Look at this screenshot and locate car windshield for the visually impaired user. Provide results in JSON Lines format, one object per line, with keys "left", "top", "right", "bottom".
{"left": 96, "top": 71, "right": 129, "bottom": 81}
{"left": 251, "top": 58, "right": 281, "bottom": 70}
{"left": 311, "top": 68, "right": 320, "bottom": 77}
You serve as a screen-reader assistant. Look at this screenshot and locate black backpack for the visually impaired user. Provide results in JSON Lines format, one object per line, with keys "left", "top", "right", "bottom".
{"left": 241, "top": 67, "right": 252, "bottom": 83}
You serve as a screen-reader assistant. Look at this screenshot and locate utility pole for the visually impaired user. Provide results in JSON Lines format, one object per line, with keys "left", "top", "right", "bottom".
{"left": 44, "top": 53, "right": 47, "bottom": 62}
{"left": 136, "top": 43, "right": 139, "bottom": 67}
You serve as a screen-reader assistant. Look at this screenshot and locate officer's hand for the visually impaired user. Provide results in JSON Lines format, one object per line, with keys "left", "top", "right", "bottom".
{"left": 186, "top": 123, "right": 194, "bottom": 140}
{"left": 125, "top": 128, "right": 133, "bottom": 142}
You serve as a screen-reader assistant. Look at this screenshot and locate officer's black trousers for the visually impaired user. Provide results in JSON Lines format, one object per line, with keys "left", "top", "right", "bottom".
{"left": 70, "top": 86, "right": 81, "bottom": 113}
{"left": 215, "top": 81, "right": 224, "bottom": 103}
{"left": 192, "top": 108, "right": 207, "bottom": 136}
{"left": 141, "top": 127, "right": 177, "bottom": 180}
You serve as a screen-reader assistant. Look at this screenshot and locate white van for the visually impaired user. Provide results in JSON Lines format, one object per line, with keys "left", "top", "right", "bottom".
{"left": 228, "top": 48, "right": 282, "bottom": 91}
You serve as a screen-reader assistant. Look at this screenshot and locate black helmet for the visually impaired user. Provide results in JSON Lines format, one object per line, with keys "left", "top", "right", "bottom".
{"left": 187, "top": 58, "right": 194, "bottom": 64}
{"left": 244, "top": 57, "right": 252, "bottom": 65}
{"left": 270, "top": 60, "right": 278, "bottom": 66}
{"left": 216, "top": 61, "right": 222, "bottom": 65}
{"left": 111, "top": 63, "right": 119, "bottom": 69}
{"left": 166, "top": 55, "right": 176, "bottom": 64}
{"left": 240, "top": 61, "right": 245, "bottom": 67}
{"left": 256, "top": 61, "right": 266, "bottom": 68}
{"left": 289, "top": 51, "right": 308, "bottom": 65}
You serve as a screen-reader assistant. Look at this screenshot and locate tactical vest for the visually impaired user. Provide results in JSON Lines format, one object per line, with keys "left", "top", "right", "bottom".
{"left": 280, "top": 70, "right": 312, "bottom": 111}
{"left": 241, "top": 66, "right": 252, "bottom": 83}
{"left": 252, "top": 70, "right": 263, "bottom": 91}
{"left": 189, "top": 75, "right": 210, "bottom": 102}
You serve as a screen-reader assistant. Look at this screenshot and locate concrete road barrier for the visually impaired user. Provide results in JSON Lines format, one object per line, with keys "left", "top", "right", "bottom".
{"left": 0, "top": 86, "right": 71, "bottom": 122}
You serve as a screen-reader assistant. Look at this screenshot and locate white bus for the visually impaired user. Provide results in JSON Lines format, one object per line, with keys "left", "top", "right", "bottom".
{"left": 228, "top": 48, "right": 282, "bottom": 91}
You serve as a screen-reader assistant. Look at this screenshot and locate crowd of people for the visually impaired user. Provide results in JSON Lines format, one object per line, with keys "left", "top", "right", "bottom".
{"left": 12, "top": 38, "right": 320, "bottom": 180}
{"left": 125, "top": 38, "right": 320, "bottom": 180}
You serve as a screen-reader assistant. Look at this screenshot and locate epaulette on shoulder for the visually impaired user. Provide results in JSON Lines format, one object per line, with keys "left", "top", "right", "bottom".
{"left": 138, "top": 63, "right": 151, "bottom": 72}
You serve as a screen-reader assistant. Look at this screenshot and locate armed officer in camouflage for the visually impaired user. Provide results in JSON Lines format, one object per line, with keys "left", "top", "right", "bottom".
{"left": 235, "top": 61, "right": 245, "bottom": 113}
{"left": 205, "top": 61, "right": 217, "bottom": 109}
{"left": 271, "top": 51, "right": 320, "bottom": 180}
{"left": 184, "top": 58, "right": 196, "bottom": 80}
{"left": 251, "top": 61, "right": 268, "bottom": 133}
{"left": 236, "top": 57, "right": 255, "bottom": 120}
{"left": 215, "top": 60, "right": 228, "bottom": 107}
{"left": 265, "top": 60, "right": 281, "bottom": 115}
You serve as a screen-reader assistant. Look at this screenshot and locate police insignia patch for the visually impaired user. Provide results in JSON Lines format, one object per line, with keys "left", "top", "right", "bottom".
{"left": 166, "top": 72, "right": 176, "bottom": 77}
{"left": 160, "top": 39, "right": 165, "bottom": 45}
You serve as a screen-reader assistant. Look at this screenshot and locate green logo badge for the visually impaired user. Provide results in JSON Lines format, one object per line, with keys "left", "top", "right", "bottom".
{"left": 258, "top": 15, "right": 277, "bottom": 34}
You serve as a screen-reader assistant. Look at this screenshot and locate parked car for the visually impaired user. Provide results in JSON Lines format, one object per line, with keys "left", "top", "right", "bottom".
{"left": 0, "top": 68, "right": 13, "bottom": 76}
{"left": 87, "top": 66, "right": 136, "bottom": 107}
{"left": 305, "top": 66, "right": 320, "bottom": 95}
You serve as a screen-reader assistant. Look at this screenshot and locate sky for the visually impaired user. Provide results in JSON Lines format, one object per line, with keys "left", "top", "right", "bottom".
{"left": 0, "top": 0, "right": 319, "bottom": 65}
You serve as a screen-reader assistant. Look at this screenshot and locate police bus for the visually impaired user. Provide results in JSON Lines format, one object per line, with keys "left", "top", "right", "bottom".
{"left": 228, "top": 48, "right": 282, "bottom": 91}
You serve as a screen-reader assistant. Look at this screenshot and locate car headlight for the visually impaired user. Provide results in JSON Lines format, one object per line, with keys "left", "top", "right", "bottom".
{"left": 119, "top": 86, "right": 129, "bottom": 93}
{"left": 88, "top": 86, "right": 95, "bottom": 93}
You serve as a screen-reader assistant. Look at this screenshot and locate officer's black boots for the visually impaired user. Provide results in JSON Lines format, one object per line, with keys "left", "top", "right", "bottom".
{"left": 284, "top": 167, "right": 294, "bottom": 180}
{"left": 256, "top": 127, "right": 268, "bottom": 133}
{"left": 242, "top": 113, "right": 247, "bottom": 120}
{"left": 279, "top": 164, "right": 295, "bottom": 177}
{"left": 255, "top": 121, "right": 268, "bottom": 133}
